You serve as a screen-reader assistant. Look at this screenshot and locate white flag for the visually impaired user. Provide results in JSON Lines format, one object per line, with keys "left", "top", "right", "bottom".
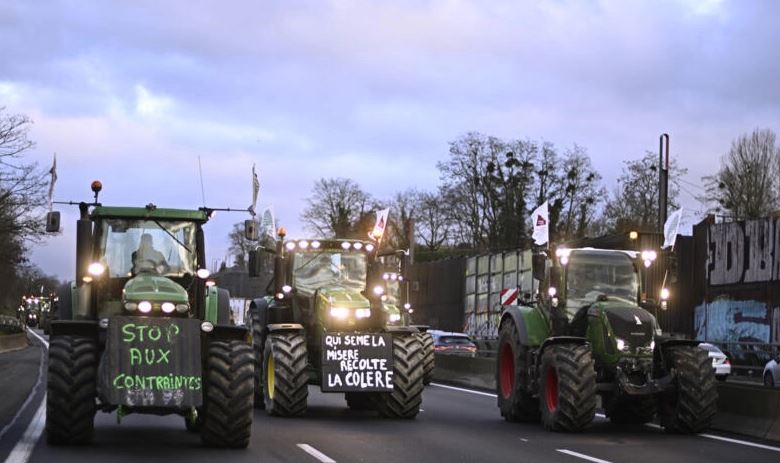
{"left": 663, "top": 208, "right": 684, "bottom": 249}
{"left": 372, "top": 208, "right": 390, "bottom": 240}
{"left": 249, "top": 164, "right": 260, "bottom": 216}
{"left": 531, "top": 201, "right": 549, "bottom": 246}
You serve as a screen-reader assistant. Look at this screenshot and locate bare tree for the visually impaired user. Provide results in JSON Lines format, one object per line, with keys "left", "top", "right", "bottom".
{"left": 704, "top": 128, "right": 779, "bottom": 219}
{"left": 603, "top": 150, "right": 685, "bottom": 232}
{"left": 415, "top": 190, "right": 452, "bottom": 251}
{"left": 301, "top": 178, "right": 373, "bottom": 238}
{"left": 227, "top": 222, "right": 253, "bottom": 268}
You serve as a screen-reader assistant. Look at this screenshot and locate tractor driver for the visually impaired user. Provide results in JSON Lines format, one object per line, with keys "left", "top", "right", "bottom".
{"left": 132, "top": 233, "right": 170, "bottom": 275}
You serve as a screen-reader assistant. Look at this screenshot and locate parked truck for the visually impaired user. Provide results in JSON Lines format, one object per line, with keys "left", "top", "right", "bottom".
{"left": 497, "top": 247, "right": 717, "bottom": 433}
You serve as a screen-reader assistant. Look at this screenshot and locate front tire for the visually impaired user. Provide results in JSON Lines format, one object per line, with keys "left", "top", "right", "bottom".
{"left": 539, "top": 344, "right": 596, "bottom": 432}
{"left": 417, "top": 332, "right": 435, "bottom": 386}
{"left": 201, "top": 340, "right": 254, "bottom": 448}
{"left": 375, "top": 334, "right": 424, "bottom": 419}
{"left": 496, "top": 321, "right": 539, "bottom": 422}
{"left": 46, "top": 336, "right": 97, "bottom": 445}
{"left": 263, "top": 332, "right": 308, "bottom": 417}
{"left": 660, "top": 346, "right": 718, "bottom": 433}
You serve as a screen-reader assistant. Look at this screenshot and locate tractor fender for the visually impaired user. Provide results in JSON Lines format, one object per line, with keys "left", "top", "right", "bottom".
{"left": 655, "top": 337, "right": 702, "bottom": 370}
{"left": 267, "top": 323, "right": 304, "bottom": 333}
{"left": 500, "top": 307, "right": 530, "bottom": 346}
{"left": 409, "top": 324, "right": 430, "bottom": 333}
{"left": 249, "top": 298, "right": 270, "bottom": 328}
{"left": 384, "top": 325, "right": 419, "bottom": 335}
{"left": 539, "top": 336, "right": 589, "bottom": 355}
{"left": 50, "top": 320, "right": 99, "bottom": 338}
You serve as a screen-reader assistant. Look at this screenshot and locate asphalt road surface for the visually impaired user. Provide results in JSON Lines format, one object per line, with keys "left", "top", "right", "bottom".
{"left": 2, "top": 331, "right": 779, "bottom": 463}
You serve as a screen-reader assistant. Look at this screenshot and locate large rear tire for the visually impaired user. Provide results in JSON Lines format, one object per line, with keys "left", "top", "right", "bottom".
{"left": 496, "top": 321, "right": 539, "bottom": 422}
{"left": 249, "top": 307, "right": 264, "bottom": 407}
{"left": 46, "top": 336, "right": 97, "bottom": 445}
{"left": 201, "top": 340, "right": 254, "bottom": 448}
{"left": 539, "top": 343, "right": 596, "bottom": 432}
{"left": 660, "top": 345, "right": 717, "bottom": 433}
{"left": 263, "top": 332, "right": 308, "bottom": 417}
{"left": 376, "top": 334, "right": 424, "bottom": 419}
{"left": 417, "top": 332, "right": 435, "bottom": 386}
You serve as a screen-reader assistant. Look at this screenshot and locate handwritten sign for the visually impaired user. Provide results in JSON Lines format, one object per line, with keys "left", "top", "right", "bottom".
{"left": 101, "top": 316, "right": 202, "bottom": 407}
{"left": 321, "top": 333, "right": 394, "bottom": 392}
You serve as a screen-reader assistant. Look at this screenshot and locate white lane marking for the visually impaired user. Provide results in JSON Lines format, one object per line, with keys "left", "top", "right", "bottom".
{"left": 3, "top": 330, "right": 48, "bottom": 463}
{"left": 557, "top": 449, "right": 613, "bottom": 463}
{"left": 0, "top": 332, "right": 46, "bottom": 442}
{"left": 431, "top": 383, "right": 497, "bottom": 398}
{"left": 4, "top": 396, "right": 46, "bottom": 463}
{"left": 435, "top": 382, "right": 780, "bottom": 454}
{"left": 297, "top": 443, "right": 337, "bottom": 463}
{"left": 520, "top": 438, "right": 529, "bottom": 442}
{"left": 697, "top": 433, "right": 780, "bottom": 453}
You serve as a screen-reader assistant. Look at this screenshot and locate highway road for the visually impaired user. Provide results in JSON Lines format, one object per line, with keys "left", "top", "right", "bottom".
{"left": 1, "top": 330, "right": 779, "bottom": 463}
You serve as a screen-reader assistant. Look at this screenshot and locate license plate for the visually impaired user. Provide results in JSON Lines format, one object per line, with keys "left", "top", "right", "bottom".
{"left": 101, "top": 316, "right": 202, "bottom": 407}
{"left": 321, "top": 333, "right": 394, "bottom": 392}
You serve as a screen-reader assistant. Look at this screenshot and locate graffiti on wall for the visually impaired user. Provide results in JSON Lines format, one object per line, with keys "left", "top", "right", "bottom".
{"left": 463, "top": 312, "right": 501, "bottom": 339}
{"left": 707, "top": 218, "right": 780, "bottom": 286}
{"left": 694, "top": 298, "right": 772, "bottom": 342}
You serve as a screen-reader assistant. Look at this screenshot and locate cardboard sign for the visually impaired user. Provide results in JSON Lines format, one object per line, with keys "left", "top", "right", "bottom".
{"left": 321, "top": 333, "right": 394, "bottom": 392}
{"left": 101, "top": 316, "right": 202, "bottom": 407}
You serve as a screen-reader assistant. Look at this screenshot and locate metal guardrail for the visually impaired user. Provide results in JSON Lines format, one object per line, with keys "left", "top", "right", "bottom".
{"left": 0, "top": 315, "right": 24, "bottom": 334}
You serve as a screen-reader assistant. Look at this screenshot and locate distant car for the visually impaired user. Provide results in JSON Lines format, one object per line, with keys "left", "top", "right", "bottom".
{"left": 764, "top": 354, "right": 780, "bottom": 388}
{"left": 699, "top": 343, "right": 731, "bottom": 381}
{"left": 429, "top": 330, "right": 477, "bottom": 356}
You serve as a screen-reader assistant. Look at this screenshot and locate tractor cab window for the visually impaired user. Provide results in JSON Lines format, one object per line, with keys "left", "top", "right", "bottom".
{"left": 385, "top": 279, "right": 401, "bottom": 306}
{"left": 566, "top": 251, "right": 639, "bottom": 308}
{"left": 292, "top": 250, "right": 367, "bottom": 294}
{"left": 96, "top": 219, "right": 198, "bottom": 278}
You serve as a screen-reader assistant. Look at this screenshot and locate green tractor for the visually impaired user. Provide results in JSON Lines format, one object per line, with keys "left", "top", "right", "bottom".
{"left": 372, "top": 251, "right": 435, "bottom": 385}
{"left": 44, "top": 183, "right": 253, "bottom": 447}
{"left": 247, "top": 232, "right": 424, "bottom": 418}
{"left": 497, "top": 247, "right": 717, "bottom": 433}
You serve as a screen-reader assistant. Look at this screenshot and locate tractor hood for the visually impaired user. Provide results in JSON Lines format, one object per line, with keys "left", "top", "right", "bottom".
{"left": 598, "top": 300, "right": 656, "bottom": 348}
{"left": 123, "top": 274, "right": 188, "bottom": 304}
{"left": 319, "top": 286, "right": 369, "bottom": 309}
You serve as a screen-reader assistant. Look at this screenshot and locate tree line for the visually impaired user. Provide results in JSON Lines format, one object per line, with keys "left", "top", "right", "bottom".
{"left": 0, "top": 107, "right": 60, "bottom": 312}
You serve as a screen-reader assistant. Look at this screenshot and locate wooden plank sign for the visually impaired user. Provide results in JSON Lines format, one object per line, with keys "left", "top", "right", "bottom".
{"left": 321, "top": 333, "right": 394, "bottom": 392}
{"left": 101, "top": 316, "right": 202, "bottom": 408}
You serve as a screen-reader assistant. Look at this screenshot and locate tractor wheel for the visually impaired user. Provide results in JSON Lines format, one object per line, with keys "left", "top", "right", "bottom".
{"left": 201, "top": 340, "right": 254, "bottom": 448}
{"left": 250, "top": 308, "right": 264, "bottom": 407}
{"left": 46, "top": 336, "right": 97, "bottom": 445}
{"left": 660, "top": 345, "right": 717, "bottom": 433}
{"left": 263, "top": 332, "right": 309, "bottom": 417}
{"left": 539, "top": 343, "right": 596, "bottom": 432}
{"left": 376, "top": 334, "right": 424, "bottom": 419}
{"left": 607, "top": 396, "right": 657, "bottom": 424}
{"left": 345, "top": 392, "right": 376, "bottom": 410}
{"left": 417, "top": 332, "right": 435, "bottom": 386}
{"left": 497, "top": 321, "right": 540, "bottom": 422}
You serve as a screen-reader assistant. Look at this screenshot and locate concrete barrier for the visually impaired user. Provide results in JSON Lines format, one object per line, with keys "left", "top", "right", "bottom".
{"left": 0, "top": 332, "right": 30, "bottom": 354}
{"left": 432, "top": 353, "right": 780, "bottom": 442}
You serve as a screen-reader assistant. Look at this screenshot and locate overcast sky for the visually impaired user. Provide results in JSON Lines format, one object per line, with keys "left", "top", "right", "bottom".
{"left": 2, "top": 0, "right": 779, "bottom": 279}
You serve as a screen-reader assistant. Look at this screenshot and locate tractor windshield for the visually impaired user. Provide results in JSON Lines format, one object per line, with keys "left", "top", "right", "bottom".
{"left": 292, "top": 250, "right": 367, "bottom": 294}
{"left": 566, "top": 251, "right": 639, "bottom": 308}
{"left": 96, "top": 219, "right": 198, "bottom": 278}
{"left": 385, "top": 279, "right": 401, "bottom": 306}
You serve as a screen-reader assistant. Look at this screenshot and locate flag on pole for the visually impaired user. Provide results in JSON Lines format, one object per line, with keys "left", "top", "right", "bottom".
{"left": 663, "top": 207, "right": 684, "bottom": 249}
{"left": 249, "top": 163, "right": 260, "bottom": 216}
{"left": 372, "top": 208, "right": 390, "bottom": 240}
{"left": 531, "top": 201, "right": 549, "bottom": 246}
{"left": 47, "top": 154, "right": 57, "bottom": 210}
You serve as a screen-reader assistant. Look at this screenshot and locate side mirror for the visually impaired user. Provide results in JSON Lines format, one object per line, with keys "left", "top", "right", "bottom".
{"left": 248, "top": 250, "right": 258, "bottom": 278}
{"left": 244, "top": 220, "right": 258, "bottom": 241}
{"left": 45, "top": 211, "right": 61, "bottom": 233}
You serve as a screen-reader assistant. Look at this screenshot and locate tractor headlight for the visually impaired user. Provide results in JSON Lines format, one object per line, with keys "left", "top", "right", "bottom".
{"left": 88, "top": 262, "right": 105, "bottom": 276}
{"left": 353, "top": 242, "right": 363, "bottom": 250}
{"left": 161, "top": 302, "right": 176, "bottom": 314}
{"left": 373, "top": 285, "right": 384, "bottom": 296}
{"left": 196, "top": 268, "right": 211, "bottom": 279}
{"left": 176, "top": 303, "right": 189, "bottom": 313}
{"left": 616, "top": 338, "right": 628, "bottom": 352}
{"left": 388, "top": 313, "right": 401, "bottom": 323}
{"left": 355, "top": 308, "right": 371, "bottom": 319}
{"left": 125, "top": 302, "right": 138, "bottom": 312}
{"left": 330, "top": 307, "right": 349, "bottom": 319}
{"left": 365, "top": 244, "right": 374, "bottom": 252}
{"left": 138, "top": 301, "right": 152, "bottom": 313}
